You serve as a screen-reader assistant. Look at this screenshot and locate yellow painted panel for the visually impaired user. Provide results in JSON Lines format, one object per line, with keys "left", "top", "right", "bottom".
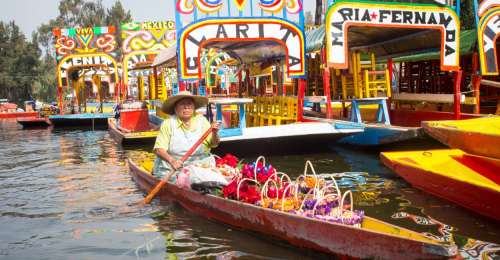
{"left": 362, "top": 218, "right": 442, "bottom": 244}
{"left": 384, "top": 149, "right": 500, "bottom": 192}
{"left": 426, "top": 117, "right": 500, "bottom": 136}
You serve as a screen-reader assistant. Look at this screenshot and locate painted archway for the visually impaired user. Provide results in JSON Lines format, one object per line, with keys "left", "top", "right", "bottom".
{"left": 325, "top": 0, "right": 460, "bottom": 71}
{"left": 57, "top": 53, "right": 119, "bottom": 88}
{"left": 53, "top": 26, "right": 119, "bottom": 111}
{"left": 478, "top": 7, "right": 500, "bottom": 75}
{"left": 205, "top": 51, "right": 235, "bottom": 87}
{"left": 478, "top": 0, "right": 500, "bottom": 17}
{"left": 178, "top": 17, "right": 306, "bottom": 80}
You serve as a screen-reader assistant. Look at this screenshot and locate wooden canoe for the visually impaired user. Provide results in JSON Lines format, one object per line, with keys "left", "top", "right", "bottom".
{"left": 381, "top": 149, "right": 500, "bottom": 221}
{"left": 128, "top": 158, "right": 458, "bottom": 259}
{"left": 108, "top": 118, "right": 158, "bottom": 145}
{"left": 17, "top": 117, "right": 51, "bottom": 128}
{"left": 422, "top": 117, "right": 500, "bottom": 159}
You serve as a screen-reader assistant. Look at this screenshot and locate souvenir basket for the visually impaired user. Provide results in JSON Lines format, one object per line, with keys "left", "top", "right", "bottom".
{"left": 311, "top": 191, "right": 365, "bottom": 227}
{"left": 292, "top": 161, "right": 364, "bottom": 227}
{"left": 259, "top": 172, "right": 296, "bottom": 210}
{"left": 295, "top": 161, "right": 326, "bottom": 197}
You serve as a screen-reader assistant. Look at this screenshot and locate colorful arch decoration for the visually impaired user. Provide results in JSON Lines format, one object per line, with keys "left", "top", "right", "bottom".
{"left": 204, "top": 51, "right": 236, "bottom": 87}
{"left": 325, "top": 0, "right": 460, "bottom": 71}
{"left": 478, "top": 6, "right": 500, "bottom": 75}
{"left": 53, "top": 26, "right": 119, "bottom": 88}
{"left": 56, "top": 53, "right": 119, "bottom": 89}
{"left": 53, "top": 26, "right": 117, "bottom": 61}
{"left": 478, "top": 0, "right": 500, "bottom": 17}
{"left": 178, "top": 17, "right": 306, "bottom": 80}
{"left": 121, "top": 21, "right": 177, "bottom": 85}
{"left": 176, "top": 0, "right": 302, "bottom": 14}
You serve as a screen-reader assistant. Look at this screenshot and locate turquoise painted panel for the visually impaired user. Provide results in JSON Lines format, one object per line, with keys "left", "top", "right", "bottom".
{"left": 49, "top": 113, "right": 113, "bottom": 119}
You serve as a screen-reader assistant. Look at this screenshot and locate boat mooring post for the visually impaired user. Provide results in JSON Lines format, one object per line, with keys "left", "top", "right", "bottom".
{"left": 453, "top": 70, "right": 463, "bottom": 120}
{"left": 297, "top": 78, "right": 306, "bottom": 122}
{"left": 323, "top": 67, "right": 332, "bottom": 119}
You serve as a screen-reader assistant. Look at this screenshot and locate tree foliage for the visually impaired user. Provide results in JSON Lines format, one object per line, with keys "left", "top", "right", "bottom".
{"left": 0, "top": 21, "right": 40, "bottom": 104}
{"left": 31, "top": 0, "right": 133, "bottom": 102}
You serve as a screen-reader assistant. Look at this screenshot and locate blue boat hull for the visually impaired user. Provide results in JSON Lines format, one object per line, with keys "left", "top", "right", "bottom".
{"left": 337, "top": 125, "right": 423, "bottom": 146}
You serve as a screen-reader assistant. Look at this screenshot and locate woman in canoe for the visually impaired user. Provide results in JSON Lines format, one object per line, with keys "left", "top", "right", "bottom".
{"left": 152, "top": 91, "right": 221, "bottom": 181}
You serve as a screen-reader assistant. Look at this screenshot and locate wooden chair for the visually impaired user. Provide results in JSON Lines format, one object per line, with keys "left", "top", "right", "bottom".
{"left": 363, "top": 70, "right": 391, "bottom": 98}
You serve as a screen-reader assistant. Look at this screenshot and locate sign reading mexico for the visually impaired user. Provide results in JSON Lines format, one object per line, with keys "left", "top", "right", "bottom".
{"left": 121, "top": 21, "right": 176, "bottom": 54}
{"left": 121, "top": 21, "right": 177, "bottom": 83}
{"left": 326, "top": 1, "right": 460, "bottom": 71}
{"left": 179, "top": 18, "right": 305, "bottom": 80}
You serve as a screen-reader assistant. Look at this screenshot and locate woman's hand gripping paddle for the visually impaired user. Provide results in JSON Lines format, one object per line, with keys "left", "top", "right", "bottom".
{"left": 144, "top": 127, "right": 214, "bottom": 204}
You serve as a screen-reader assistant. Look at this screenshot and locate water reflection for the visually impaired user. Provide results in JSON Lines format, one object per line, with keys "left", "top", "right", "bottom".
{"left": 1, "top": 118, "right": 499, "bottom": 259}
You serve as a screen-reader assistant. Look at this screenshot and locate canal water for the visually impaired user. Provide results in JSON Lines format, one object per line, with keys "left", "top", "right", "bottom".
{"left": 1, "top": 119, "right": 499, "bottom": 259}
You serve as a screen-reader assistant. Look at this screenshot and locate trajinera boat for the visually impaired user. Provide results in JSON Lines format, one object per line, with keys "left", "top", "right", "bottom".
{"left": 128, "top": 158, "right": 458, "bottom": 259}
{"left": 17, "top": 117, "right": 51, "bottom": 128}
{"left": 422, "top": 116, "right": 500, "bottom": 159}
{"left": 381, "top": 149, "right": 500, "bottom": 220}
{"left": 108, "top": 118, "right": 158, "bottom": 145}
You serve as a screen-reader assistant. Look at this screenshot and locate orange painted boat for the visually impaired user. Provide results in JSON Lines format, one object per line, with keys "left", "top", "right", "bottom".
{"left": 0, "top": 111, "right": 38, "bottom": 119}
{"left": 107, "top": 118, "right": 158, "bottom": 145}
{"left": 381, "top": 149, "right": 500, "bottom": 220}
{"left": 128, "top": 158, "right": 458, "bottom": 259}
{"left": 422, "top": 117, "right": 500, "bottom": 159}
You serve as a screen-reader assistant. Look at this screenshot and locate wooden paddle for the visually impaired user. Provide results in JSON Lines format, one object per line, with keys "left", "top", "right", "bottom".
{"left": 144, "top": 126, "right": 214, "bottom": 204}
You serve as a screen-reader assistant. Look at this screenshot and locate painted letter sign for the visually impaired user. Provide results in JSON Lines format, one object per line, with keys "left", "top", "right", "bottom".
{"left": 477, "top": 1, "right": 500, "bottom": 75}
{"left": 326, "top": 1, "right": 460, "bottom": 71}
{"left": 179, "top": 18, "right": 305, "bottom": 80}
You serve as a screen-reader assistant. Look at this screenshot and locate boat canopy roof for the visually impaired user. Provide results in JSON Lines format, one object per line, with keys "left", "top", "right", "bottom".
{"left": 306, "top": 25, "right": 325, "bottom": 53}
{"left": 390, "top": 30, "right": 477, "bottom": 63}
{"left": 152, "top": 44, "right": 177, "bottom": 68}
{"left": 205, "top": 40, "right": 286, "bottom": 65}
{"left": 306, "top": 25, "right": 446, "bottom": 58}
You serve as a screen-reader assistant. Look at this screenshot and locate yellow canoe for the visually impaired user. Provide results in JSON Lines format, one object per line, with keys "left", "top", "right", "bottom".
{"left": 422, "top": 116, "right": 500, "bottom": 159}
{"left": 381, "top": 149, "right": 500, "bottom": 220}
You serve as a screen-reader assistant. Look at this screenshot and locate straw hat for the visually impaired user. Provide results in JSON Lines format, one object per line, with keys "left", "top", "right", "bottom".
{"left": 161, "top": 91, "right": 208, "bottom": 115}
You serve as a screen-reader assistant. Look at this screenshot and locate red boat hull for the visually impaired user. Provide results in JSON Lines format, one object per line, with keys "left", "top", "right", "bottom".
{"left": 128, "top": 159, "right": 456, "bottom": 259}
{"left": 381, "top": 155, "right": 500, "bottom": 221}
{"left": 422, "top": 122, "right": 500, "bottom": 159}
{"left": 0, "top": 112, "right": 38, "bottom": 119}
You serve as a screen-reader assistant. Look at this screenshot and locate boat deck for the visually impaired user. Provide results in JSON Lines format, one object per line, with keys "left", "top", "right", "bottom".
{"left": 222, "top": 122, "right": 361, "bottom": 141}
{"left": 49, "top": 113, "right": 113, "bottom": 128}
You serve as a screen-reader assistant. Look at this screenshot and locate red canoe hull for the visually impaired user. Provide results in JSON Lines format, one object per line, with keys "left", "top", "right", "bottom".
{"left": 381, "top": 155, "right": 500, "bottom": 221}
{"left": 422, "top": 120, "right": 500, "bottom": 159}
{"left": 0, "top": 112, "right": 38, "bottom": 119}
{"left": 128, "top": 159, "right": 456, "bottom": 259}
